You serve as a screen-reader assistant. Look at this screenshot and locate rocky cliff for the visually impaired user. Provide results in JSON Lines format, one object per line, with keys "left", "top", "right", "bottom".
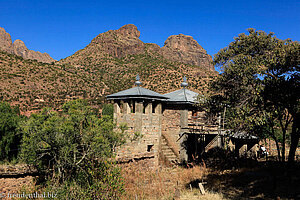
{"left": 0, "top": 27, "right": 55, "bottom": 63}
{"left": 161, "top": 34, "right": 214, "bottom": 71}
{"left": 58, "top": 24, "right": 217, "bottom": 96}
{"left": 61, "top": 24, "right": 214, "bottom": 71}
{"left": 0, "top": 27, "right": 13, "bottom": 54}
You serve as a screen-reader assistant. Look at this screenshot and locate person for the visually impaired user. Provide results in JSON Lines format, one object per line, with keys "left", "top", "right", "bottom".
{"left": 259, "top": 145, "right": 268, "bottom": 158}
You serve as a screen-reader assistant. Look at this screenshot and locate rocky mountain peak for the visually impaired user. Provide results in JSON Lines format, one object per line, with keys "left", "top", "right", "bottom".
{"left": 13, "top": 39, "right": 27, "bottom": 55}
{"left": 163, "top": 34, "right": 206, "bottom": 53}
{"left": 0, "top": 27, "right": 13, "bottom": 53}
{"left": 161, "top": 34, "right": 213, "bottom": 70}
{"left": 61, "top": 24, "right": 215, "bottom": 71}
{"left": 117, "top": 24, "right": 140, "bottom": 38}
{"left": 0, "top": 27, "right": 55, "bottom": 63}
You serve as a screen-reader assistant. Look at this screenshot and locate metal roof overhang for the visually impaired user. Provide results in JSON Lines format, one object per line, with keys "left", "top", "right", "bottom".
{"left": 106, "top": 95, "right": 169, "bottom": 101}
{"left": 163, "top": 100, "right": 196, "bottom": 105}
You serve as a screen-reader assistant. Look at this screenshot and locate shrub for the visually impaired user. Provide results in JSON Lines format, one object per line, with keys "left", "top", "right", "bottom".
{"left": 20, "top": 100, "right": 125, "bottom": 199}
{"left": 102, "top": 103, "right": 114, "bottom": 117}
{"left": 0, "top": 102, "right": 22, "bottom": 161}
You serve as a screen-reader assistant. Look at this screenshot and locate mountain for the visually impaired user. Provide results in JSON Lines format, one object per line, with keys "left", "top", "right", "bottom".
{"left": 59, "top": 24, "right": 217, "bottom": 93}
{"left": 0, "top": 50, "right": 106, "bottom": 115}
{"left": 161, "top": 33, "right": 214, "bottom": 69}
{"left": 0, "top": 24, "right": 217, "bottom": 114}
{"left": 0, "top": 27, "right": 55, "bottom": 63}
{"left": 60, "top": 24, "right": 214, "bottom": 71}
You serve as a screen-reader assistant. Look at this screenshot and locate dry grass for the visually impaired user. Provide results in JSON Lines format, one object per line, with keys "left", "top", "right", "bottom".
{"left": 120, "top": 160, "right": 207, "bottom": 200}
{"left": 181, "top": 189, "right": 228, "bottom": 200}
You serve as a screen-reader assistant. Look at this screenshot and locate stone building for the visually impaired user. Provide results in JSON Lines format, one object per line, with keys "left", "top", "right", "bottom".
{"left": 107, "top": 76, "right": 228, "bottom": 166}
{"left": 106, "top": 75, "right": 167, "bottom": 165}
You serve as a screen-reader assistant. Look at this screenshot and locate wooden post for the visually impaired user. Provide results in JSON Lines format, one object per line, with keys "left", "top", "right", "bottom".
{"left": 198, "top": 183, "right": 205, "bottom": 195}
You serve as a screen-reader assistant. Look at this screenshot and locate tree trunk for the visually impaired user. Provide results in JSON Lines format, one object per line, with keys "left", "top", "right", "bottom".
{"left": 282, "top": 130, "right": 286, "bottom": 162}
{"left": 271, "top": 134, "right": 281, "bottom": 162}
{"left": 268, "top": 118, "right": 281, "bottom": 161}
{"left": 288, "top": 115, "right": 300, "bottom": 163}
{"left": 279, "top": 114, "right": 290, "bottom": 162}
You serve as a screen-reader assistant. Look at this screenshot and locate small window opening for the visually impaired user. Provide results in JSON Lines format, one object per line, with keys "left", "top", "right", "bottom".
{"left": 147, "top": 144, "right": 154, "bottom": 152}
{"left": 152, "top": 103, "right": 157, "bottom": 113}
{"left": 130, "top": 101, "right": 135, "bottom": 113}
{"left": 119, "top": 102, "right": 123, "bottom": 113}
{"left": 143, "top": 102, "right": 147, "bottom": 114}
{"left": 192, "top": 110, "right": 198, "bottom": 121}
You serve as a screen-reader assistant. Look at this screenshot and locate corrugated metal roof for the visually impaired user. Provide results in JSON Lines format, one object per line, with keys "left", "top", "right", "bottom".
{"left": 231, "top": 132, "right": 259, "bottom": 140}
{"left": 106, "top": 86, "right": 168, "bottom": 100}
{"left": 163, "top": 88, "right": 199, "bottom": 104}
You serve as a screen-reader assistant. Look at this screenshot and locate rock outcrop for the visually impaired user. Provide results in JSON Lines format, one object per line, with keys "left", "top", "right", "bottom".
{"left": 0, "top": 27, "right": 55, "bottom": 63}
{"left": 12, "top": 39, "right": 27, "bottom": 55}
{"left": 12, "top": 39, "right": 55, "bottom": 63}
{"left": 0, "top": 27, "right": 13, "bottom": 53}
{"left": 161, "top": 34, "right": 214, "bottom": 71}
{"left": 61, "top": 24, "right": 214, "bottom": 71}
{"left": 117, "top": 24, "right": 140, "bottom": 38}
{"left": 87, "top": 24, "right": 145, "bottom": 58}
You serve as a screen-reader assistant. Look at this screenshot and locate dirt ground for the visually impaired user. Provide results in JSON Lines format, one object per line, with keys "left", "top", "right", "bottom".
{"left": 0, "top": 164, "right": 36, "bottom": 199}
{"left": 0, "top": 161, "right": 299, "bottom": 200}
{"left": 204, "top": 163, "right": 300, "bottom": 200}
{"left": 0, "top": 176, "right": 35, "bottom": 199}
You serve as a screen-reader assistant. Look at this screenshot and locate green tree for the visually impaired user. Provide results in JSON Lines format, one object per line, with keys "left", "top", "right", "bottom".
{"left": 102, "top": 103, "right": 114, "bottom": 117}
{"left": 0, "top": 102, "right": 22, "bottom": 161}
{"left": 20, "top": 100, "right": 125, "bottom": 199}
{"left": 209, "top": 29, "right": 299, "bottom": 162}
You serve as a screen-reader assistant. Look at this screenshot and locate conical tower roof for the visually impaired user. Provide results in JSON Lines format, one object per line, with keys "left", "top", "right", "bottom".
{"left": 163, "top": 77, "right": 199, "bottom": 104}
{"left": 106, "top": 75, "right": 168, "bottom": 100}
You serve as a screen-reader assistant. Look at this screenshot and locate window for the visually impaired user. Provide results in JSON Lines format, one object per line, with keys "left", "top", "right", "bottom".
{"left": 130, "top": 101, "right": 135, "bottom": 113}
{"left": 143, "top": 102, "right": 148, "bottom": 114}
{"left": 192, "top": 110, "right": 198, "bottom": 121}
{"left": 147, "top": 144, "right": 154, "bottom": 152}
{"left": 152, "top": 103, "right": 157, "bottom": 113}
{"left": 119, "top": 102, "right": 123, "bottom": 113}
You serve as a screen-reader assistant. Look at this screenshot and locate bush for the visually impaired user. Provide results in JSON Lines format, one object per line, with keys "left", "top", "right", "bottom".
{"left": 102, "top": 103, "right": 114, "bottom": 117}
{"left": 20, "top": 100, "right": 125, "bottom": 199}
{"left": 0, "top": 102, "right": 22, "bottom": 161}
{"left": 41, "top": 160, "right": 124, "bottom": 199}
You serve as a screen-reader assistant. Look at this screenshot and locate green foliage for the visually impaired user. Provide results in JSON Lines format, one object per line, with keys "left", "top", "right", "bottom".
{"left": 0, "top": 101, "right": 22, "bottom": 161}
{"left": 130, "top": 132, "right": 143, "bottom": 142}
{"left": 45, "top": 160, "right": 124, "bottom": 200}
{"left": 208, "top": 29, "right": 299, "bottom": 161}
{"left": 20, "top": 99, "right": 125, "bottom": 198}
{"left": 102, "top": 103, "right": 114, "bottom": 117}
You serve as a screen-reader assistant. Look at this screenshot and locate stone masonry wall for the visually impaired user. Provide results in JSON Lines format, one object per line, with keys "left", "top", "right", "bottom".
{"left": 162, "top": 108, "right": 181, "bottom": 148}
{"left": 114, "top": 101, "right": 162, "bottom": 166}
{"left": 162, "top": 105, "right": 189, "bottom": 162}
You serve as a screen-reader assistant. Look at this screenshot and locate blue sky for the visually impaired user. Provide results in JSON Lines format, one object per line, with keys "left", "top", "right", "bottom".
{"left": 1, "top": 0, "right": 299, "bottom": 61}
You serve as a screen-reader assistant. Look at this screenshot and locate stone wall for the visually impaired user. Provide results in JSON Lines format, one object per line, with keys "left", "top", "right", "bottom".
{"left": 162, "top": 105, "right": 191, "bottom": 162}
{"left": 113, "top": 100, "right": 221, "bottom": 165}
{"left": 162, "top": 108, "right": 181, "bottom": 146}
{"left": 114, "top": 100, "right": 162, "bottom": 166}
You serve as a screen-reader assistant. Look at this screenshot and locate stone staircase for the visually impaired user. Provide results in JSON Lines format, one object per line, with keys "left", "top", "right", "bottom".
{"left": 205, "top": 134, "right": 219, "bottom": 152}
{"left": 161, "top": 135, "right": 179, "bottom": 164}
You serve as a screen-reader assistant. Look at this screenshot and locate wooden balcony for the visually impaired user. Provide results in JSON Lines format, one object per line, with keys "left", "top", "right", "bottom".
{"left": 185, "top": 116, "right": 219, "bottom": 135}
